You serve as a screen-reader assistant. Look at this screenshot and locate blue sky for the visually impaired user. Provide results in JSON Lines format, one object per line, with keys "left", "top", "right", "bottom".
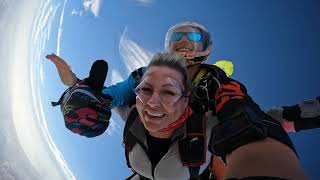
{"left": 1, "top": 0, "right": 319, "bottom": 179}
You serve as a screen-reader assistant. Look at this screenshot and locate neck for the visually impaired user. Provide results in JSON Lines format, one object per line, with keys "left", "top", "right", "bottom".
{"left": 187, "top": 64, "right": 201, "bottom": 81}
{"left": 149, "top": 130, "right": 174, "bottom": 139}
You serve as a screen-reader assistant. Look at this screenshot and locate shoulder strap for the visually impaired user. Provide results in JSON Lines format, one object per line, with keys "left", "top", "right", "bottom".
{"left": 123, "top": 107, "right": 139, "bottom": 168}
{"left": 178, "top": 113, "right": 206, "bottom": 179}
{"left": 51, "top": 79, "right": 84, "bottom": 107}
{"left": 51, "top": 83, "right": 81, "bottom": 107}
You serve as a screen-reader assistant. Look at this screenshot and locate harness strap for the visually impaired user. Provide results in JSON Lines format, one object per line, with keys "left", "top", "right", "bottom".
{"left": 189, "top": 167, "right": 201, "bottom": 180}
{"left": 178, "top": 113, "right": 207, "bottom": 179}
{"left": 123, "top": 107, "right": 139, "bottom": 168}
{"left": 51, "top": 80, "right": 87, "bottom": 107}
{"left": 51, "top": 86, "right": 73, "bottom": 107}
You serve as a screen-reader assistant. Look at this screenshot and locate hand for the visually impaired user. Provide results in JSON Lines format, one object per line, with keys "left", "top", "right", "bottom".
{"left": 283, "top": 97, "right": 320, "bottom": 131}
{"left": 190, "top": 74, "right": 220, "bottom": 113}
{"left": 46, "top": 53, "right": 79, "bottom": 87}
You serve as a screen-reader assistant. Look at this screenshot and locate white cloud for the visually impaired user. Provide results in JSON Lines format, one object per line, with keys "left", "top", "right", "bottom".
{"left": 71, "top": 9, "right": 83, "bottom": 16}
{"left": 29, "top": 1, "right": 77, "bottom": 179}
{"left": 4, "top": 0, "right": 76, "bottom": 179}
{"left": 110, "top": 69, "right": 124, "bottom": 84}
{"left": 31, "top": 0, "right": 59, "bottom": 55}
{"left": 106, "top": 31, "right": 154, "bottom": 135}
{"left": 83, "top": 0, "right": 102, "bottom": 17}
{"left": 134, "top": 0, "right": 155, "bottom": 6}
{"left": 105, "top": 117, "right": 122, "bottom": 136}
{"left": 71, "top": 9, "right": 78, "bottom": 15}
{"left": 57, "top": 0, "right": 68, "bottom": 56}
{"left": 118, "top": 26, "right": 153, "bottom": 73}
{"left": 40, "top": 64, "right": 44, "bottom": 85}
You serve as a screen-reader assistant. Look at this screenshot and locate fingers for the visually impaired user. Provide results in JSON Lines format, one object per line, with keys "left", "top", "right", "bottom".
{"left": 46, "top": 53, "right": 59, "bottom": 61}
{"left": 45, "top": 53, "right": 69, "bottom": 68}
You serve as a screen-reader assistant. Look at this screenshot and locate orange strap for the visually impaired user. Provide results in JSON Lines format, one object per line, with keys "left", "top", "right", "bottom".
{"left": 215, "top": 81, "right": 246, "bottom": 113}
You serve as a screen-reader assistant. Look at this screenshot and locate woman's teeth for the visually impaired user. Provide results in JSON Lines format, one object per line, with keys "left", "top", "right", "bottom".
{"left": 146, "top": 111, "right": 164, "bottom": 117}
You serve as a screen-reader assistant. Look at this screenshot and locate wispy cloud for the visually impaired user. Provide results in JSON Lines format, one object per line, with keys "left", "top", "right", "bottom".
{"left": 110, "top": 69, "right": 124, "bottom": 84}
{"left": 30, "top": 0, "right": 77, "bottom": 179}
{"left": 118, "top": 26, "right": 153, "bottom": 73}
{"left": 105, "top": 117, "right": 123, "bottom": 136}
{"left": 134, "top": 0, "right": 155, "bottom": 7}
{"left": 31, "top": 0, "right": 59, "bottom": 59}
{"left": 102, "top": 27, "right": 153, "bottom": 136}
{"left": 71, "top": 9, "right": 83, "bottom": 16}
{"left": 83, "top": 0, "right": 102, "bottom": 17}
{"left": 7, "top": 0, "right": 77, "bottom": 179}
{"left": 57, "top": 0, "right": 68, "bottom": 56}
{"left": 104, "top": 70, "right": 125, "bottom": 136}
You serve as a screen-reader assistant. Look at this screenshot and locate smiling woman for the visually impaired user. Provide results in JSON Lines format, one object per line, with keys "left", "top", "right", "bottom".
{"left": 122, "top": 52, "right": 306, "bottom": 180}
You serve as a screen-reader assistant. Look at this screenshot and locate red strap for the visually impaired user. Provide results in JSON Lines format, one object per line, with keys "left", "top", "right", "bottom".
{"left": 159, "top": 106, "right": 193, "bottom": 132}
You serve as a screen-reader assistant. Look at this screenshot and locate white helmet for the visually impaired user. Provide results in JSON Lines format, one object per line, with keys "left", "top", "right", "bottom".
{"left": 164, "top": 22, "right": 212, "bottom": 65}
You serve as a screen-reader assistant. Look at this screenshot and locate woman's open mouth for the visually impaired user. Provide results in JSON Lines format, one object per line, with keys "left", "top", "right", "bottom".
{"left": 145, "top": 111, "right": 166, "bottom": 121}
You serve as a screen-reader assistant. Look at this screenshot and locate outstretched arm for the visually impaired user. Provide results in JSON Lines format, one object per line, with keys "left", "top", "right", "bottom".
{"left": 209, "top": 80, "right": 306, "bottom": 179}
{"left": 266, "top": 96, "right": 320, "bottom": 132}
{"left": 192, "top": 65, "right": 306, "bottom": 179}
{"left": 46, "top": 53, "right": 79, "bottom": 87}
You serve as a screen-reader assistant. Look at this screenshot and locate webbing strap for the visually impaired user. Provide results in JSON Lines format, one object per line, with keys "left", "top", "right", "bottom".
{"left": 189, "top": 166, "right": 200, "bottom": 180}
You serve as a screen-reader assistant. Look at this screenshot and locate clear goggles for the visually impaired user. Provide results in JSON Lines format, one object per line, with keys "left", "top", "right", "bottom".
{"left": 134, "top": 77, "right": 188, "bottom": 107}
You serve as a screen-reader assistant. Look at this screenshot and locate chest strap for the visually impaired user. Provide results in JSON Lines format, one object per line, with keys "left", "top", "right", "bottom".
{"left": 178, "top": 113, "right": 207, "bottom": 179}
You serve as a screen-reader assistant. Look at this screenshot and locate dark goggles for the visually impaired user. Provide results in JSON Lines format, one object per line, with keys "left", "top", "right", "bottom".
{"left": 170, "top": 32, "right": 202, "bottom": 42}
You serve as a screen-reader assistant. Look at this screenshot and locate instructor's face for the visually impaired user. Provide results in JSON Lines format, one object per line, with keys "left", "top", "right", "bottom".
{"left": 169, "top": 27, "right": 204, "bottom": 54}
{"left": 136, "top": 66, "right": 188, "bottom": 134}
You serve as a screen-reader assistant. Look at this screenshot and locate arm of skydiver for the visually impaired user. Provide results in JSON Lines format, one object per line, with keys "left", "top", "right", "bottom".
{"left": 46, "top": 52, "right": 146, "bottom": 109}
{"left": 266, "top": 97, "right": 320, "bottom": 132}
{"left": 102, "top": 67, "right": 147, "bottom": 108}
{"left": 212, "top": 83, "right": 306, "bottom": 179}
{"left": 191, "top": 65, "right": 305, "bottom": 179}
{"left": 46, "top": 53, "right": 79, "bottom": 87}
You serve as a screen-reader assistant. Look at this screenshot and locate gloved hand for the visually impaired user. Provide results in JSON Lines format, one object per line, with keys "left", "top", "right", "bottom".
{"left": 190, "top": 74, "right": 220, "bottom": 113}
{"left": 283, "top": 96, "right": 320, "bottom": 131}
{"left": 84, "top": 59, "right": 108, "bottom": 92}
{"left": 189, "top": 64, "right": 247, "bottom": 115}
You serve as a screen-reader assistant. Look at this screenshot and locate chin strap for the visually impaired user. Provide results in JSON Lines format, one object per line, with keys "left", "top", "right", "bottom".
{"left": 176, "top": 47, "right": 211, "bottom": 67}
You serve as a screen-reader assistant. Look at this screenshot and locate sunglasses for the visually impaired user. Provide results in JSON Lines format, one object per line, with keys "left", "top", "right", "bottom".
{"left": 170, "top": 32, "right": 202, "bottom": 42}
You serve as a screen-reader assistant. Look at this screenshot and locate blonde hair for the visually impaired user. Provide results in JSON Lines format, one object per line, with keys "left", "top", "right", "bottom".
{"left": 147, "top": 52, "right": 189, "bottom": 93}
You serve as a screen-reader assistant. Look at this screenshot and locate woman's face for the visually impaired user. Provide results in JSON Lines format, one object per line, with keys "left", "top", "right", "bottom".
{"left": 135, "top": 66, "right": 188, "bottom": 134}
